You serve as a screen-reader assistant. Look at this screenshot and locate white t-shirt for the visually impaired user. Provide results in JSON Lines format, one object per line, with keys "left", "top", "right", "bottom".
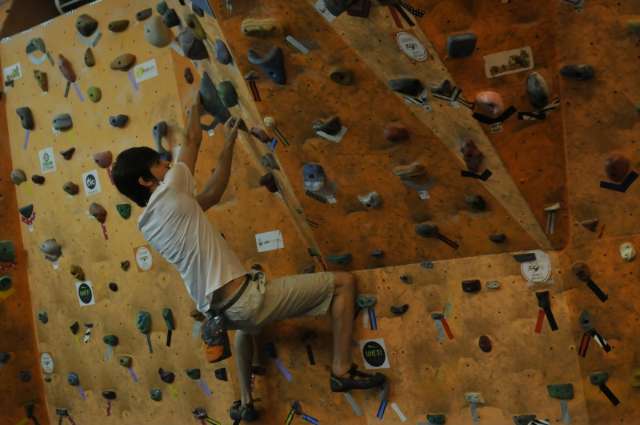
{"left": 138, "top": 162, "right": 247, "bottom": 312}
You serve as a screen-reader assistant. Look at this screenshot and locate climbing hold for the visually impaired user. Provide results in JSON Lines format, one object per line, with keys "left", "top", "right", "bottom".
{"left": 489, "top": 233, "right": 507, "bottom": 243}
{"left": 163, "top": 9, "right": 181, "bottom": 28}
{"left": 192, "top": 4, "right": 204, "bottom": 17}
{"left": 371, "top": 250, "right": 384, "bottom": 258}
{"left": 31, "top": 175, "right": 45, "bottom": 185}
{"left": 16, "top": 107, "right": 34, "bottom": 130}
{"left": 426, "top": 414, "right": 447, "bottom": 425}
{"left": 69, "top": 322, "right": 80, "bottom": 335}
{"left": 0, "top": 241, "right": 16, "bottom": 263}
{"left": 144, "top": 16, "right": 172, "bottom": 48}
{"left": 118, "top": 356, "right": 132, "bottom": 368}
{"left": 199, "top": 72, "right": 230, "bottom": 128}
{"left": 184, "top": 14, "right": 205, "bottom": 40}
{"left": 215, "top": 39, "right": 232, "bottom": 64}
{"left": 214, "top": 368, "right": 228, "bottom": 381}
{"left": 60, "top": 148, "right": 75, "bottom": 160}
{"left": 474, "top": 91, "right": 504, "bottom": 118}
{"left": 25, "top": 38, "right": 46, "bottom": 55}
{"left": 580, "top": 218, "right": 599, "bottom": 232}
{"left": 102, "top": 390, "right": 117, "bottom": 400}
{"left": 108, "top": 282, "right": 118, "bottom": 292}
{"left": 33, "top": 70, "right": 48, "bottom": 92}
{"left": 384, "top": 124, "right": 409, "bottom": 143}
{"left": 390, "top": 304, "right": 409, "bottom": 316}
{"left": 109, "top": 114, "right": 129, "bottom": 128}
{"left": 527, "top": 72, "right": 550, "bottom": 109}
{"left": 248, "top": 46, "right": 286, "bottom": 85}
{"left": 241, "top": 18, "right": 278, "bottom": 37}
{"left": 19, "top": 205, "right": 34, "bottom": 221}
{"left": 157, "top": 0, "right": 168, "bottom": 15}
{"left": 184, "top": 68, "right": 194, "bottom": 84}
{"left": 152, "top": 121, "right": 171, "bottom": 160}
{"left": 93, "top": 151, "right": 113, "bottom": 168}
{"left": 356, "top": 294, "right": 376, "bottom": 309}
{"left": 326, "top": 253, "right": 352, "bottom": 266}
{"left": 37, "top": 311, "right": 48, "bottom": 324}
{"left": 150, "top": 388, "right": 162, "bottom": 401}
{"left": 52, "top": 113, "right": 73, "bottom": 131}
{"left": 605, "top": 154, "right": 630, "bottom": 182}
{"left": 620, "top": 242, "right": 636, "bottom": 262}
{"left": 259, "top": 173, "right": 279, "bottom": 193}
{"left": 158, "top": 368, "right": 175, "bottom": 383}
{"left": 462, "top": 279, "right": 482, "bottom": 293}
{"left": 465, "top": 195, "right": 487, "bottom": 212}
{"left": 0, "top": 352, "right": 10, "bottom": 364}
{"left": 460, "top": 140, "right": 484, "bottom": 173}
{"left": 10, "top": 169, "right": 27, "bottom": 185}
{"left": 58, "top": 54, "right": 76, "bottom": 83}
{"left": 89, "top": 203, "right": 107, "bottom": 223}
{"left": 392, "top": 162, "right": 426, "bottom": 178}
{"left": 76, "top": 14, "right": 98, "bottom": 37}
{"left": 116, "top": 204, "right": 132, "bottom": 219}
{"left": 400, "top": 274, "right": 412, "bottom": 284}
{"left": 178, "top": 27, "right": 209, "bottom": 60}
{"left": 64, "top": 180, "right": 80, "bottom": 195}
{"left": 217, "top": 81, "right": 238, "bottom": 107}
{"left": 136, "top": 8, "right": 153, "bottom": 21}
{"left": 560, "top": 64, "right": 595, "bottom": 81}
{"left": 446, "top": 33, "right": 477, "bottom": 58}
{"left": 303, "top": 163, "right": 326, "bottom": 192}
{"left": 103, "top": 335, "right": 119, "bottom": 346}
{"left": 67, "top": 372, "right": 80, "bottom": 386}
{"left": 357, "top": 191, "right": 382, "bottom": 209}
{"left": 313, "top": 116, "right": 342, "bottom": 136}
{"left": 110, "top": 54, "right": 136, "bottom": 71}
{"left": 108, "top": 19, "right": 130, "bottom": 33}
{"left": 329, "top": 67, "right": 354, "bottom": 85}
{"left": 478, "top": 335, "right": 492, "bottom": 352}
{"left": 70, "top": 265, "right": 85, "bottom": 281}
{"left": 324, "top": 0, "right": 352, "bottom": 16}
{"left": 19, "top": 370, "right": 32, "bottom": 382}
{"left": 0, "top": 275, "right": 12, "bottom": 291}
{"left": 84, "top": 48, "right": 95, "bottom": 67}
{"left": 40, "top": 239, "right": 62, "bottom": 262}
{"left": 186, "top": 368, "right": 201, "bottom": 380}
{"left": 388, "top": 78, "right": 424, "bottom": 97}
{"left": 121, "top": 261, "right": 130, "bottom": 271}
{"left": 261, "top": 153, "right": 279, "bottom": 170}
{"left": 486, "top": 281, "right": 501, "bottom": 290}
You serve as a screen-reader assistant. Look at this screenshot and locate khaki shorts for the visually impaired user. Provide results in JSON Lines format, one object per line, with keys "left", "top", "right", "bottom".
{"left": 223, "top": 272, "right": 335, "bottom": 334}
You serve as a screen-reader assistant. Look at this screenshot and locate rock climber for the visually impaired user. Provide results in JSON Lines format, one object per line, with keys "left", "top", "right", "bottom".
{"left": 112, "top": 99, "right": 386, "bottom": 422}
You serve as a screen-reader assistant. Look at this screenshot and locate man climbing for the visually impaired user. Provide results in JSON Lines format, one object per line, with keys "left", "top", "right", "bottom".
{"left": 112, "top": 100, "right": 386, "bottom": 422}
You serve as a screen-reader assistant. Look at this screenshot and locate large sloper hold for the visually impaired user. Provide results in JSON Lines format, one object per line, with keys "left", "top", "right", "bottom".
{"left": 248, "top": 46, "right": 286, "bottom": 85}
{"left": 16, "top": 107, "right": 34, "bottom": 130}
{"left": 178, "top": 27, "right": 209, "bottom": 60}
{"left": 33, "top": 70, "right": 48, "bottom": 92}
{"left": 76, "top": 14, "right": 98, "bottom": 37}
{"left": 144, "top": 16, "right": 172, "bottom": 48}
{"left": 52, "top": 114, "right": 73, "bottom": 131}
{"left": 110, "top": 54, "right": 136, "bottom": 71}
{"left": 152, "top": 121, "right": 172, "bottom": 160}
{"left": 199, "top": 72, "right": 230, "bottom": 129}
{"left": 527, "top": 72, "right": 550, "bottom": 109}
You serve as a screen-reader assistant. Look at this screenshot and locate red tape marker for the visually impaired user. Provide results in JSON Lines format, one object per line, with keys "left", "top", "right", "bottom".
{"left": 534, "top": 309, "right": 545, "bottom": 333}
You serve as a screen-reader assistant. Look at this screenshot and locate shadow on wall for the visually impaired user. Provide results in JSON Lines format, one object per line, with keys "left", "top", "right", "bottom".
{"left": 0, "top": 0, "right": 60, "bottom": 38}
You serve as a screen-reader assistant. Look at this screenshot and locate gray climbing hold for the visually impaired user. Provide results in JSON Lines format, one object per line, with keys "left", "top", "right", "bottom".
{"left": 326, "top": 253, "right": 352, "bottom": 266}
{"left": 357, "top": 191, "right": 382, "bottom": 208}
{"left": 388, "top": 78, "right": 424, "bottom": 97}
{"left": 199, "top": 72, "right": 230, "bottom": 129}
{"left": 156, "top": 1, "right": 168, "bottom": 15}
{"left": 489, "top": 233, "right": 507, "bottom": 243}
{"left": 150, "top": 388, "right": 162, "bottom": 401}
{"left": 40, "top": 239, "right": 62, "bottom": 262}
{"left": 10, "top": 169, "right": 27, "bottom": 185}
{"left": 446, "top": 33, "right": 477, "bottom": 58}
{"left": 136, "top": 8, "right": 153, "bottom": 21}
{"left": 303, "top": 163, "right": 326, "bottom": 192}
{"left": 144, "top": 16, "right": 172, "bottom": 48}
{"left": 52, "top": 114, "right": 73, "bottom": 131}
{"left": 527, "top": 72, "right": 549, "bottom": 109}
{"left": 67, "top": 372, "right": 80, "bottom": 386}
{"left": 215, "top": 39, "right": 232, "bottom": 64}
{"left": 76, "top": 14, "right": 98, "bottom": 37}
{"left": 109, "top": 115, "right": 129, "bottom": 128}
{"left": 16, "top": 107, "right": 34, "bottom": 130}
{"left": 152, "top": 121, "right": 171, "bottom": 160}
{"left": 0, "top": 240, "right": 16, "bottom": 263}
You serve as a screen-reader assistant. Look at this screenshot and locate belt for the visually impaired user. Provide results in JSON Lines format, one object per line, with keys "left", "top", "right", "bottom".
{"left": 211, "top": 275, "right": 252, "bottom": 314}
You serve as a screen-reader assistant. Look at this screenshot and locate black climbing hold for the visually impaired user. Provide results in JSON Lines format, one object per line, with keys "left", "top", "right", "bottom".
{"left": 192, "top": 5, "right": 204, "bottom": 17}
{"left": 0, "top": 240, "right": 16, "bottom": 262}
{"left": 479, "top": 335, "right": 492, "bottom": 352}
{"left": 400, "top": 274, "right": 412, "bottom": 284}
{"left": 199, "top": 72, "right": 230, "bottom": 129}
{"left": 427, "top": 414, "right": 447, "bottom": 425}
{"left": 69, "top": 321, "right": 80, "bottom": 335}
{"left": 261, "top": 153, "right": 279, "bottom": 170}
{"left": 248, "top": 46, "right": 286, "bottom": 85}
{"left": 157, "top": 1, "right": 168, "bottom": 15}
{"left": 218, "top": 81, "right": 238, "bottom": 107}
{"left": 103, "top": 335, "right": 119, "bottom": 346}
{"left": 31, "top": 175, "right": 45, "bottom": 185}
{"left": 388, "top": 78, "right": 424, "bottom": 97}
{"left": 37, "top": 311, "right": 48, "bottom": 324}
{"left": 178, "top": 27, "right": 208, "bottom": 60}
{"left": 462, "top": 279, "right": 481, "bottom": 293}
{"left": 390, "top": 304, "right": 409, "bottom": 316}
{"left": 326, "top": 253, "right": 352, "bottom": 266}
{"left": 0, "top": 275, "right": 12, "bottom": 291}
{"left": 108, "top": 20, "right": 130, "bottom": 33}
{"left": 16, "top": 107, "right": 34, "bottom": 130}
{"left": 121, "top": 261, "right": 130, "bottom": 271}
{"left": 136, "top": 8, "right": 153, "bottom": 21}
{"left": 259, "top": 173, "right": 278, "bottom": 193}
{"left": 512, "top": 415, "right": 536, "bottom": 425}
{"left": 0, "top": 352, "right": 10, "bottom": 364}
{"left": 560, "top": 64, "right": 595, "bottom": 81}
{"left": 76, "top": 14, "right": 98, "bottom": 37}
{"left": 324, "top": 0, "right": 353, "bottom": 16}
{"left": 109, "top": 114, "right": 129, "bottom": 128}
{"left": 329, "top": 67, "right": 354, "bottom": 85}
{"left": 67, "top": 372, "right": 80, "bottom": 386}
{"left": 159, "top": 368, "right": 175, "bottom": 383}
{"left": 102, "top": 390, "right": 117, "bottom": 400}
{"left": 184, "top": 68, "right": 194, "bottom": 84}
{"left": 19, "top": 370, "right": 32, "bottom": 382}
{"left": 489, "top": 233, "right": 507, "bottom": 243}
{"left": 214, "top": 367, "right": 228, "bottom": 381}
{"left": 186, "top": 368, "right": 201, "bottom": 380}
{"left": 263, "top": 342, "right": 278, "bottom": 359}
{"left": 152, "top": 121, "right": 171, "bottom": 161}
{"left": 119, "top": 356, "right": 132, "bottom": 367}
{"left": 527, "top": 72, "right": 549, "bottom": 109}
{"left": 52, "top": 114, "right": 73, "bottom": 131}
{"left": 116, "top": 204, "right": 132, "bottom": 219}
{"left": 162, "top": 308, "right": 175, "bottom": 330}
{"left": 150, "top": 388, "right": 162, "bottom": 401}
{"left": 163, "top": 9, "right": 181, "bottom": 28}
{"left": 446, "top": 33, "right": 477, "bottom": 58}
{"left": 370, "top": 250, "right": 384, "bottom": 258}
{"left": 215, "top": 39, "right": 232, "bottom": 65}
{"left": 108, "top": 282, "right": 118, "bottom": 292}
{"left": 60, "top": 147, "right": 75, "bottom": 160}
{"left": 19, "top": 205, "right": 34, "bottom": 220}
{"left": 313, "top": 116, "right": 342, "bottom": 135}
{"left": 465, "top": 195, "right": 487, "bottom": 212}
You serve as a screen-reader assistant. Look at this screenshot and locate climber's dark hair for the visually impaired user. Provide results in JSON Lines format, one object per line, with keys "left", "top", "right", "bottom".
{"left": 112, "top": 147, "right": 161, "bottom": 207}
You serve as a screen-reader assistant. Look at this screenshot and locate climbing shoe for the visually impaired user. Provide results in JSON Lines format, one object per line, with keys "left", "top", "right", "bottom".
{"left": 330, "top": 364, "right": 386, "bottom": 392}
{"left": 229, "top": 400, "right": 259, "bottom": 422}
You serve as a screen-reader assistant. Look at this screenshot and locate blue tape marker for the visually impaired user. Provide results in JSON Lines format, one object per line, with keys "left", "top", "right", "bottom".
{"left": 376, "top": 399, "right": 388, "bottom": 419}
{"left": 268, "top": 138, "right": 278, "bottom": 151}
{"left": 72, "top": 83, "right": 84, "bottom": 101}
{"left": 368, "top": 307, "right": 377, "bottom": 330}
{"left": 274, "top": 358, "right": 293, "bottom": 382}
{"left": 128, "top": 70, "right": 139, "bottom": 91}
{"left": 302, "top": 414, "right": 319, "bottom": 425}
{"left": 23, "top": 129, "right": 30, "bottom": 150}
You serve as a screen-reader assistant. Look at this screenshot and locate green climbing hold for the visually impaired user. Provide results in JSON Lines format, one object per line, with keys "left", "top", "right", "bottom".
{"left": 218, "top": 81, "right": 238, "bottom": 107}
{"left": 103, "top": 335, "right": 119, "bottom": 347}
{"left": 186, "top": 368, "right": 201, "bottom": 380}
{"left": 116, "top": 204, "right": 132, "bottom": 219}
{"left": 136, "top": 311, "right": 151, "bottom": 334}
{"left": 150, "top": 388, "right": 162, "bottom": 401}
{"left": 87, "top": 86, "right": 102, "bottom": 103}
{"left": 427, "top": 414, "right": 446, "bottom": 425}
{"left": 0, "top": 275, "right": 12, "bottom": 291}
{"left": 0, "top": 240, "right": 16, "bottom": 262}
{"left": 162, "top": 308, "right": 175, "bottom": 331}
{"left": 156, "top": 1, "right": 168, "bottom": 15}
{"left": 356, "top": 294, "right": 377, "bottom": 309}
{"left": 547, "top": 383, "right": 574, "bottom": 400}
